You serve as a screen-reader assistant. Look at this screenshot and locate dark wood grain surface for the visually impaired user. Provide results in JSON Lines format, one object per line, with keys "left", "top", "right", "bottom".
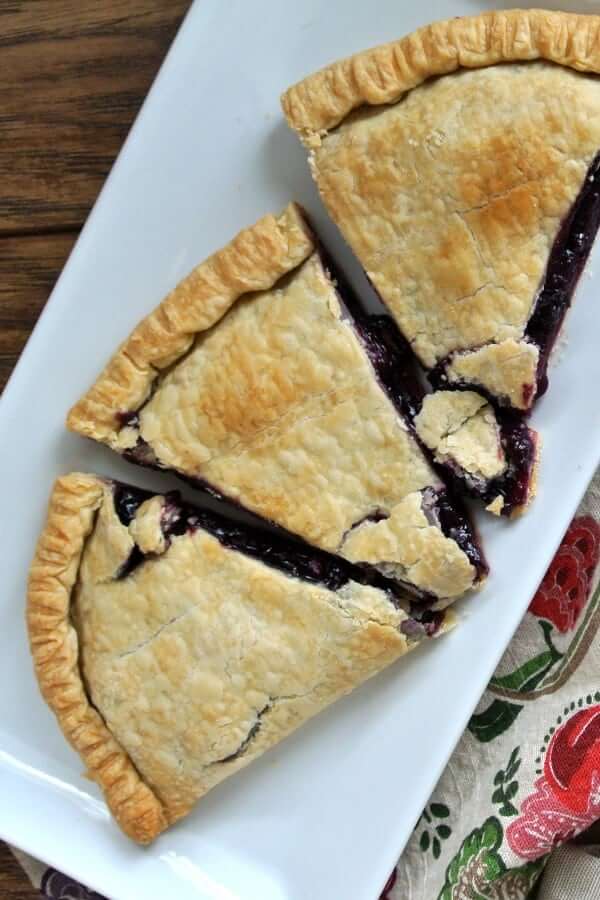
{"left": 0, "top": 844, "right": 42, "bottom": 900}
{"left": 0, "top": 0, "right": 190, "bottom": 894}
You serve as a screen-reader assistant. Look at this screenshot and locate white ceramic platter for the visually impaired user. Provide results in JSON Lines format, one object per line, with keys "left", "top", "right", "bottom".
{"left": 1, "top": 1, "right": 599, "bottom": 898}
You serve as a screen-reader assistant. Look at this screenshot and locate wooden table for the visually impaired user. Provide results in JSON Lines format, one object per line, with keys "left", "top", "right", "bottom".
{"left": 0, "top": 2, "right": 190, "bottom": 895}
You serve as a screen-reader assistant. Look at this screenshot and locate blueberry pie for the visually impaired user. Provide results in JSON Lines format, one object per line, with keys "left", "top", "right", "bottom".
{"left": 27, "top": 474, "right": 452, "bottom": 842}
{"left": 282, "top": 9, "right": 600, "bottom": 498}
{"left": 67, "top": 205, "right": 487, "bottom": 601}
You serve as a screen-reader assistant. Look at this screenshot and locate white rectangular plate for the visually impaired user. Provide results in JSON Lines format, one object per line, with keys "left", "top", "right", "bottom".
{"left": 2, "top": 1, "right": 600, "bottom": 898}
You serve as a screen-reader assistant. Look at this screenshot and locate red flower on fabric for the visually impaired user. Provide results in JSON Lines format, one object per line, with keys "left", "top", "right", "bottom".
{"left": 507, "top": 705, "right": 600, "bottom": 860}
{"left": 529, "top": 516, "right": 600, "bottom": 632}
{"left": 506, "top": 776, "right": 591, "bottom": 860}
{"left": 545, "top": 705, "right": 600, "bottom": 814}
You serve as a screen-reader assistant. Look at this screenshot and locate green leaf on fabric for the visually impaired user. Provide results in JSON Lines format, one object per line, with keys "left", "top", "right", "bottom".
{"left": 506, "top": 757, "right": 521, "bottom": 781}
{"left": 436, "top": 825, "right": 451, "bottom": 839}
{"left": 438, "top": 817, "right": 505, "bottom": 900}
{"left": 468, "top": 700, "right": 523, "bottom": 743}
{"left": 420, "top": 831, "right": 430, "bottom": 852}
{"left": 491, "top": 748, "right": 521, "bottom": 818}
{"left": 430, "top": 803, "right": 450, "bottom": 819}
{"left": 482, "top": 858, "right": 548, "bottom": 897}
{"left": 433, "top": 837, "right": 441, "bottom": 859}
{"left": 489, "top": 648, "right": 561, "bottom": 694}
{"left": 539, "top": 619, "right": 558, "bottom": 652}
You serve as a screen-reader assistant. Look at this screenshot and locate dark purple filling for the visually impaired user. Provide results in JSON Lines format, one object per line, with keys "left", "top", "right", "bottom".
{"left": 430, "top": 152, "right": 600, "bottom": 406}
{"left": 400, "top": 609, "right": 445, "bottom": 638}
{"left": 318, "top": 251, "right": 487, "bottom": 579}
{"left": 526, "top": 151, "right": 600, "bottom": 396}
{"left": 114, "top": 484, "right": 356, "bottom": 590}
{"left": 426, "top": 487, "right": 485, "bottom": 572}
{"left": 430, "top": 412, "right": 537, "bottom": 516}
{"left": 428, "top": 355, "right": 492, "bottom": 401}
{"left": 112, "top": 483, "right": 446, "bottom": 634}
{"left": 354, "top": 315, "right": 425, "bottom": 422}
{"left": 116, "top": 411, "right": 140, "bottom": 429}
{"left": 345, "top": 301, "right": 537, "bottom": 516}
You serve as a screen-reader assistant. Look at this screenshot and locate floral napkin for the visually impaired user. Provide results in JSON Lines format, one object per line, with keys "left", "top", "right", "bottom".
{"left": 388, "top": 470, "right": 600, "bottom": 899}
{"left": 15, "top": 471, "right": 600, "bottom": 900}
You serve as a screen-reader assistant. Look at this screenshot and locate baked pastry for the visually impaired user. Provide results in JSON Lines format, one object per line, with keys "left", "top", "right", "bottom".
{"left": 282, "top": 11, "right": 600, "bottom": 409}
{"left": 67, "top": 204, "right": 487, "bottom": 601}
{"left": 282, "top": 9, "right": 600, "bottom": 411}
{"left": 413, "top": 390, "right": 538, "bottom": 517}
{"left": 27, "top": 473, "right": 452, "bottom": 843}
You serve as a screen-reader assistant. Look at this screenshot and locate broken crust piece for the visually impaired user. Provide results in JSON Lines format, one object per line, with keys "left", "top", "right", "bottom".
{"left": 282, "top": 9, "right": 600, "bottom": 413}
{"left": 27, "top": 474, "right": 453, "bottom": 843}
{"left": 67, "top": 204, "right": 486, "bottom": 602}
{"left": 414, "top": 391, "right": 539, "bottom": 517}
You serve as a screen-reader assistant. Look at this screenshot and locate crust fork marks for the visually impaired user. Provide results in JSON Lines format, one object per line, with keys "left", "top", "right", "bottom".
{"left": 26, "top": 474, "right": 169, "bottom": 844}
{"left": 281, "top": 9, "right": 600, "bottom": 145}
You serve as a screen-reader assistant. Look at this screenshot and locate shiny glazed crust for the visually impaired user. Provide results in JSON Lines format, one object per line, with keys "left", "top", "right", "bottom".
{"left": 282, "top": 10, "right": 600, "bottom": 143}
{"left": 27, "top": 475, "right": 437, "bottom": 843}
{"left": 67, "top": 204, "right": 314, "bottom": 446}
{"left": 26, "top": 474, "right": 169, "bottom": 843}
{"left": 282, "top": 10, "right": 600, "bottom": 408}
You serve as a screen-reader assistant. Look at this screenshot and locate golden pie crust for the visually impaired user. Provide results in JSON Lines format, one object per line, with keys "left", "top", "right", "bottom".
{"left": 282, "top": 9, "right": 600, "bottom": 409}
{"left": 27, "top": 474, "right": 446, "bottom": 843}
{"left": 67, "top": 205, "right": 483, "bottom": 599}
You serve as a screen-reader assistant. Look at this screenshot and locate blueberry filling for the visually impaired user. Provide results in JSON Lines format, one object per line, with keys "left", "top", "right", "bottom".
{"left": 114, "top": 485, "right": 370, "bottom": 593}
{"left": 348, "top": 303, "right": 536, "bottom": 515}
{"left": 421, "top": 487, "right": 485, "bottom": 574}
{"left": 116, "top": 546, "right": 145, "bottom": 580}
{"left": 114, "top": 487, "right": 142, "bottom": 526}
{"left": 354, "top": 315, "right": 425, "bottom": 422}
{"left": 400, "top": 609, "right": 445, "bottom": 638}
{"left": 416, "top": 406, "right": 537, "bottom": 517}
{"left": 317, "top": 251, "right": 487, "bottom": 574}
{"left": 315, "top": 239, "right": 425, "bottom": 421}
{"left": 428, "top": 361, "right": 513, "bottom": 408}
{"left": 526, "top": 151, "right": 600, "bottom": 396}
{"left": 116, "top": 411, "right": 140, "bottom": 429}
{"left": 440, "top": 413, "right": 535, "bottom": 515}
{"left": 112, "top": 483, "right": 453, "bottom": 635}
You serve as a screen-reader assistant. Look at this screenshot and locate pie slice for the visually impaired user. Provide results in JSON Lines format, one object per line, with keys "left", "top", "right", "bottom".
{"left": 27, "top": 473, "right": 452, "bottom": 842}
{"left": 282, "top": 10, "right": 600, "bottom": 444}
{"left": 67, "top": 204, "right": 486, "bottom": 602}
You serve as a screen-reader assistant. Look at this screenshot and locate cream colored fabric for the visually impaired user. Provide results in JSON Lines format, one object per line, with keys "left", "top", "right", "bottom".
{"left": 537, "top": 845, "right": 600, "bottom": 899}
